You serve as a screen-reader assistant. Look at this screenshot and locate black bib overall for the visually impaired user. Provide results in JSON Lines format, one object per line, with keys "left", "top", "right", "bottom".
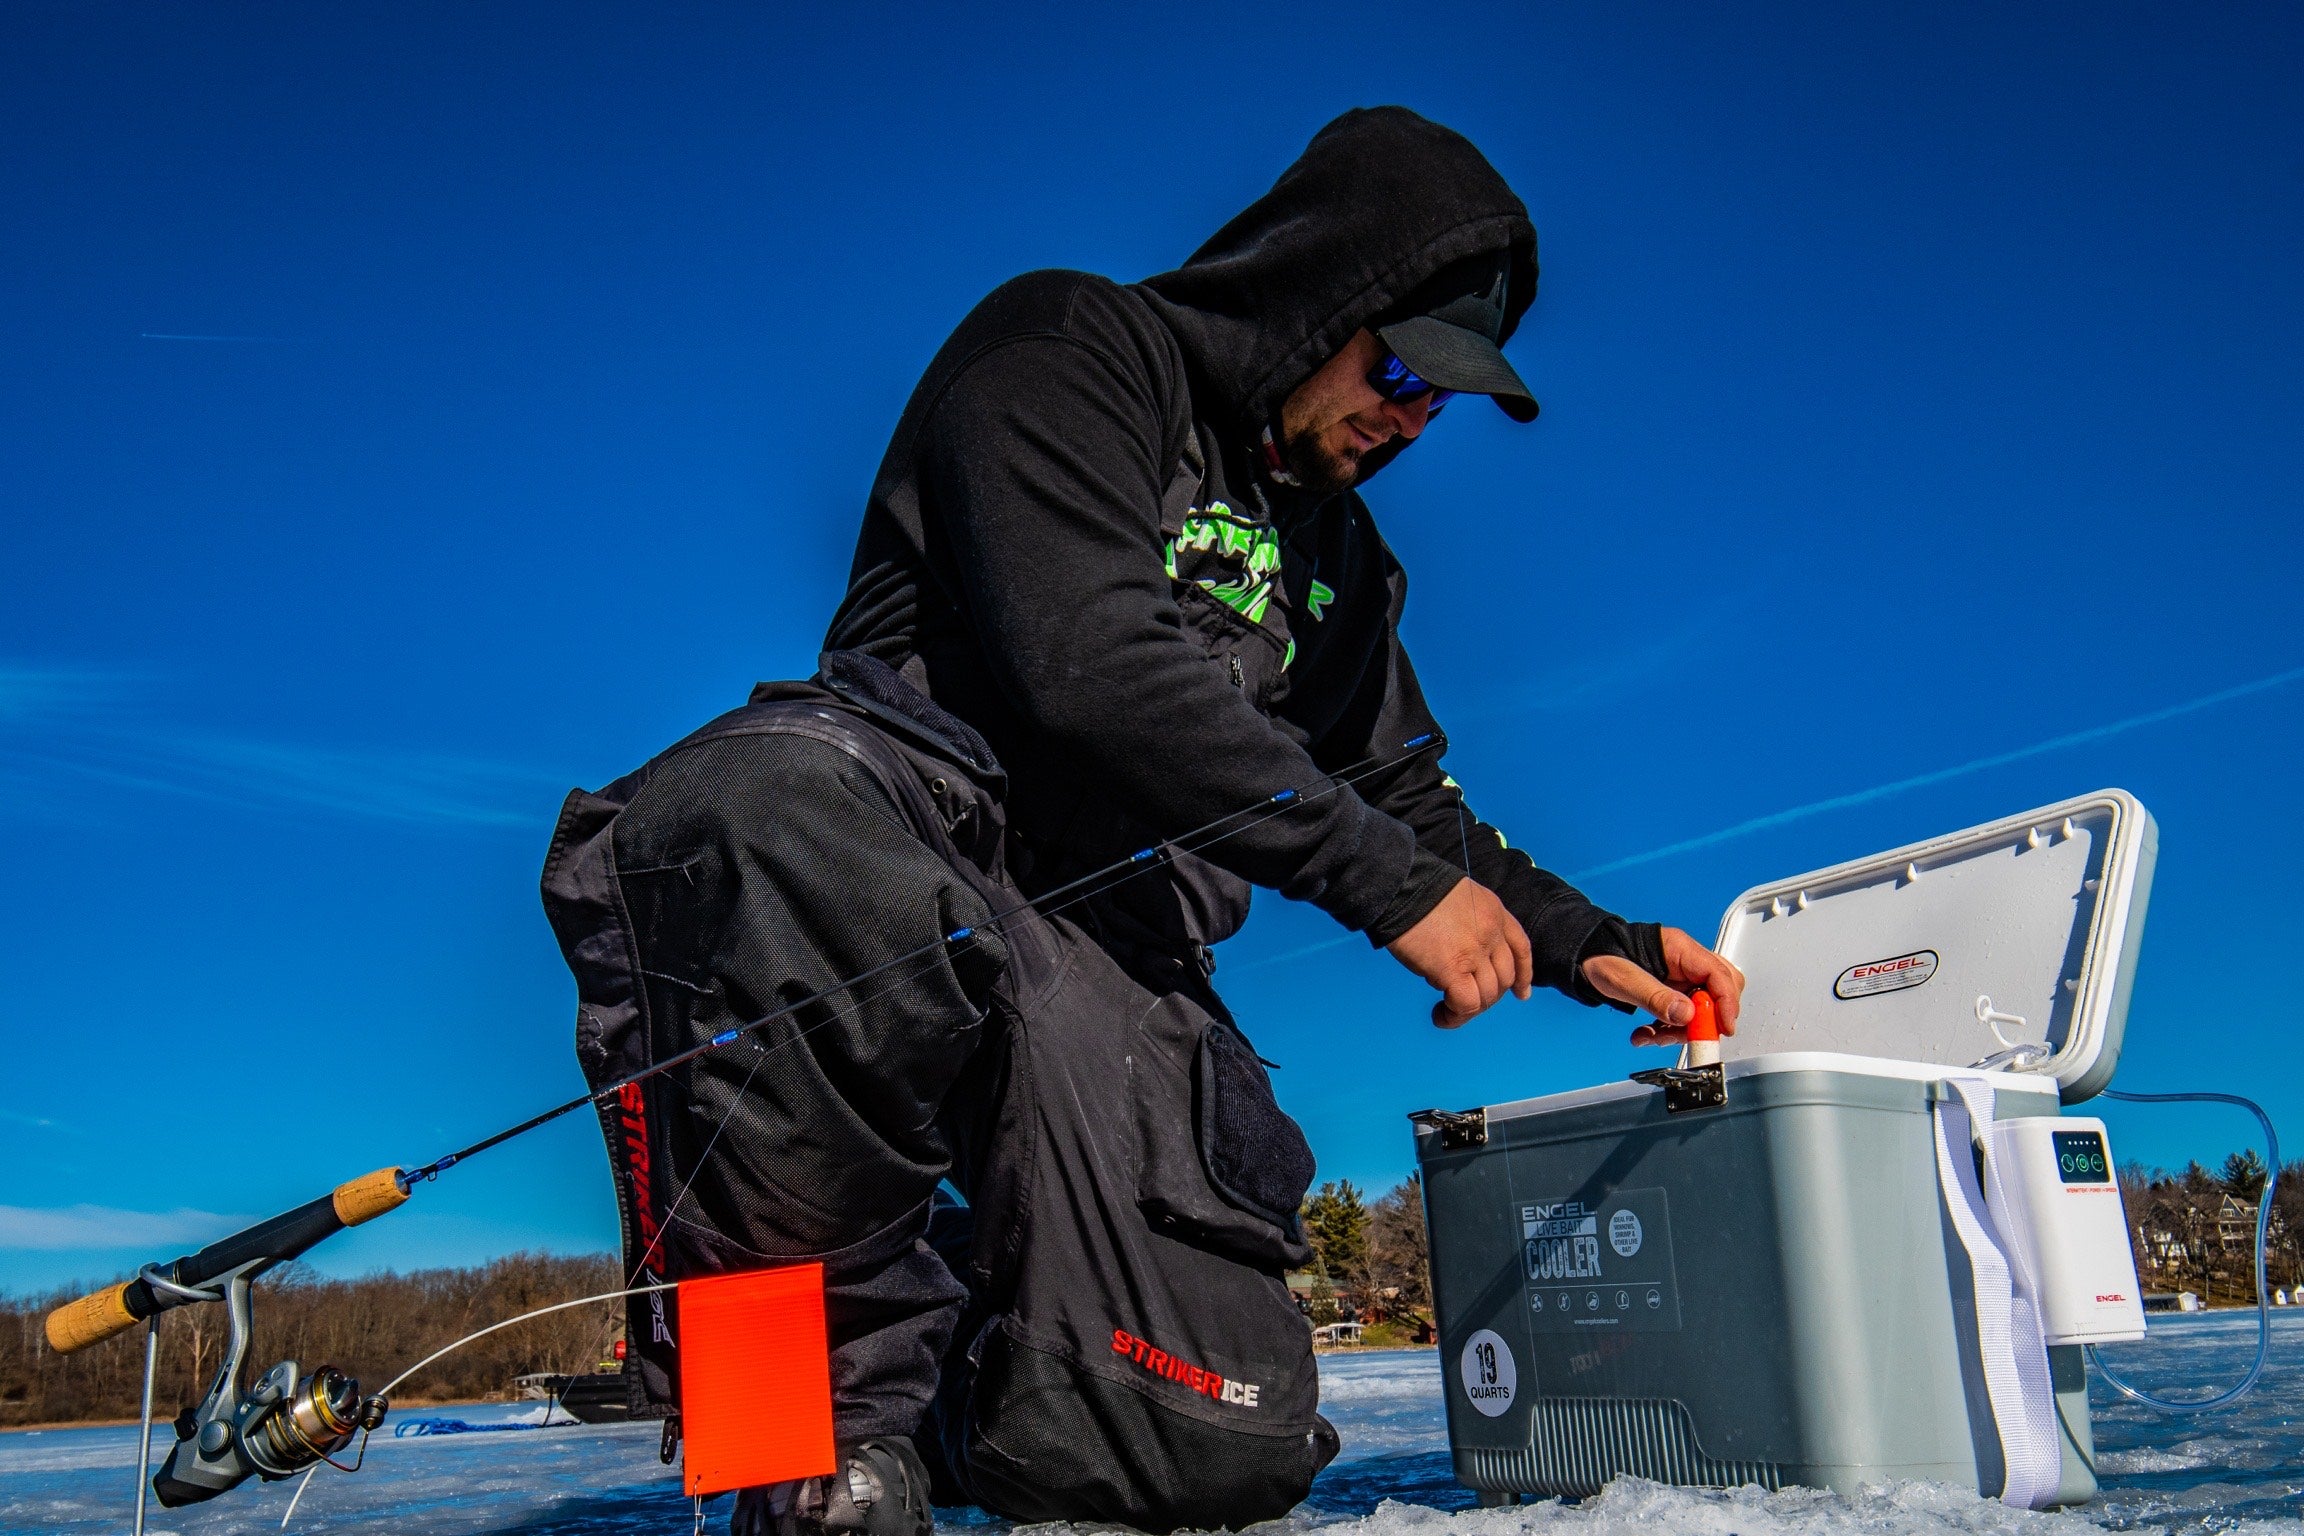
{"left": 540, "top": 654, "right": 1336, "bottom": 1532}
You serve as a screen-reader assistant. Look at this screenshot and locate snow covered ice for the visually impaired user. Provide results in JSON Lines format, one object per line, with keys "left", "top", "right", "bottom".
{"left": 4, "top": 1311, "right": 2295, "bottom": 1535}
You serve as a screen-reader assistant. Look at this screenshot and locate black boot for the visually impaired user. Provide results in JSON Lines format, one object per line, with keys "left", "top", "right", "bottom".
{"left": 730, "top": 1437, "right": 935, "bottom": 1536}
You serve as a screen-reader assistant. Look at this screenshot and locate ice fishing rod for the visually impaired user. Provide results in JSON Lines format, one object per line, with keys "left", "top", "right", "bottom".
{"left": 43, "top": 729, "right": 1445, "bottom": 1512}
{"left": 49, "top": 728, "right": 1440, "bottom": 1348}
{"left": 401, "top": 726, "right": 1445, "bottom": 1185}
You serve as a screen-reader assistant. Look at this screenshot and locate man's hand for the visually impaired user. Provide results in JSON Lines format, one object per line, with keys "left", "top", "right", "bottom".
{"left": 1585, "top": 927, "right": 1747, "bottom": 1045}
{"left": 1387, "top": 878, "right": 1533, "bottom": 1029}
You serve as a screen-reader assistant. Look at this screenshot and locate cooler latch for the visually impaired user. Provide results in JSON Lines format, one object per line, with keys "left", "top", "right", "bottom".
{"left": 1409, "top": 1106, "right": 1488, "bottom": 1149}
{"left": 1630, "top": 1063, "right": 1727, "bottom": 1114}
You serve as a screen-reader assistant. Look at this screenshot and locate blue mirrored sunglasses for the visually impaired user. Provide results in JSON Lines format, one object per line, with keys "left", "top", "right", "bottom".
{"left": 1366, "top": 350, "right": 1456, "bottom": 411}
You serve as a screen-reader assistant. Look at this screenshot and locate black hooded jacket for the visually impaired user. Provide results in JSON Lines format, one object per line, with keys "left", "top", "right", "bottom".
{"left": 826, "top": 107, "right": 1661, "bottom": 1002}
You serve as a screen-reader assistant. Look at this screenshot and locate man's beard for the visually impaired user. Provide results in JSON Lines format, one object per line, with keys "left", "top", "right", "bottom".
{"left": 1278, "top": 424, "right": 1362, "bottom": 497}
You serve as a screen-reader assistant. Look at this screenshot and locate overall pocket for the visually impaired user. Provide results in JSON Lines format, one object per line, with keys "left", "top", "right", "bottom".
{"left": 1173, "top": 580, "right": 1289, "bottom": 714}
{"left": 1134, "top": 997, "right": 1316, "bottom": 1272}
{"left": 1196, "top": 1021, "right": 1317, "bottom": 1230}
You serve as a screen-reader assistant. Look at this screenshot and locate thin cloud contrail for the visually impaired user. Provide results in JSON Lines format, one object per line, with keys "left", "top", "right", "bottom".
{"left": 1222, "top": 661, "right": 2303, "bottom": 979}
{"left": 1570, "top": 663, "right": 2304, "bottom": 880}
{"left": 138, "top": 332, "right": 292, "bottom": 343}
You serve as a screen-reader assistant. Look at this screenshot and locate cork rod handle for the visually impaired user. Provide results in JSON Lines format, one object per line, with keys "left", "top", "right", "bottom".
{"left": 332, "top": 1167, "right": 410, "bottom": 1227}
{"left": 45, "top": 1282, "right": 139, "bottom": 1355}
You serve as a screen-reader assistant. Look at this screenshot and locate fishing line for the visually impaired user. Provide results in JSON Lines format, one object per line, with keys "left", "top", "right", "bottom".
{"left": 414, "top": 732, "right": 1416, "bottom": 1178}
{"left": 621, "top": 728, "right": 1450, "bottom": 1284}
{"left": 106, "top": 728, "right": 1445, "bottom": 1534}
{"left": 397, "top": 731, "right": 1444, "bottom": 1191}
{"left": 1451, "top": 774, "right": 1475, "bottom": 877}
{"left": 619, "top": 928, "right": 1062, "bottom": 1289}
{"left": 625, "top": 1041, "right": 767, "bottom": 1286}
{"left": 373, "top": 1286, "right": 674, "bottom": 1401}
{"left": 2086, "top": 1088, "right": 2280, "bottom": 1412}
{"left": 622, "top": 932, "right": 1038, "bottom": 1288}
{"left": 277, "top": 1283, "right": 678, "bottom": 1530}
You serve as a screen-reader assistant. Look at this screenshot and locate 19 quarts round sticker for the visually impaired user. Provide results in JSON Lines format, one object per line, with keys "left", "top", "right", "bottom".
{"left": 1459, "top": 1328, "right": 1516, "bottom": 1416}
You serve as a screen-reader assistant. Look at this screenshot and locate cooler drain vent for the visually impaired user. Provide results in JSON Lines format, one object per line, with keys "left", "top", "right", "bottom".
{"left": 1461, "top": 1396, "right": 1784, "bottom": 1497}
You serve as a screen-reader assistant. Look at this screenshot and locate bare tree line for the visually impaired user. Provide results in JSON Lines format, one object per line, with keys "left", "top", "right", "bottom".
{"left": 1, "top": 1253, "right": 622, "bottom": 1428}
{"left": 2122, "top": 1155, "right": 2301, "bottom": 1305}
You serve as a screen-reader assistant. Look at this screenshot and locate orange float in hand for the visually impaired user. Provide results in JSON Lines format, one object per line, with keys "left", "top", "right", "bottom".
{"left": 1684, "top": 988, "right": 1721, "bottom": 1068}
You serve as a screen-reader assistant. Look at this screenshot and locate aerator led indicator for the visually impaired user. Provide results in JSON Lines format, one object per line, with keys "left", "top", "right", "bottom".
{"left": 2053, "top": 1130, "right": 2110, "bottom": 1185}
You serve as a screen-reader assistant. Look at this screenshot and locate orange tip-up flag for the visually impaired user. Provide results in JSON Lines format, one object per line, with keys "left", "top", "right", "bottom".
{"left": 677, "top": 1263, "right": 838, "bottom": 1497}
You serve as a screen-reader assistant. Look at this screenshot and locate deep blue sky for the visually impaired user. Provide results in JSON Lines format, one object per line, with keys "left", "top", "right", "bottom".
{"left": 4, "top": 4, "right": 2299, "bottom": 1292}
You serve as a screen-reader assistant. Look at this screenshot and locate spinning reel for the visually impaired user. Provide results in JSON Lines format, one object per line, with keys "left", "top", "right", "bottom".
{"left": 147, "top": 1261, "right": 389, "bottom": 1507}
{"left": 43, "top": 1166, "right": 410, "bottom": 1513}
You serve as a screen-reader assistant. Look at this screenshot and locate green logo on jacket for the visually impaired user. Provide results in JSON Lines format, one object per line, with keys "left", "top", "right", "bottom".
{"left": 1165, "top": 503, "right": 1282, "bottom": 625}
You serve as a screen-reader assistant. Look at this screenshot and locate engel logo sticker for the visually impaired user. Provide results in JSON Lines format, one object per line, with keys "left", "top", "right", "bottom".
{"left": 1833, "top": 949, "right": 1938, "bottom": 1000}
{"left": 1459, "top": 1328, "right": 1516, "bottom": 1417}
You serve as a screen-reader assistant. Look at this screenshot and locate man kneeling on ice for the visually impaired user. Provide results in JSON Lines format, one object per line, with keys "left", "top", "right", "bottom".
{"left": 542, "top": 106, "right": 1746, "bottom": 1536}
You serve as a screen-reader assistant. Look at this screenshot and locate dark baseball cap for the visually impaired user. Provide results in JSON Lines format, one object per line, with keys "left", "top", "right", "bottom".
{"left": 1374, "top": 252, "right": 1538, "bottom": 422}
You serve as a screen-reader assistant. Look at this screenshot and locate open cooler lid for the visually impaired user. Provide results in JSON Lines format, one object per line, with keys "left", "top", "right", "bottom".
{"left": 1712, "top": 789, "right": 2157, "bottom": 1102}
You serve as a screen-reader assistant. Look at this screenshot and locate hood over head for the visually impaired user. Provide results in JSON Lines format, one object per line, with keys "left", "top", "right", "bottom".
{"left": 1137, "top": 106, "right": 1539, "bottom": 453}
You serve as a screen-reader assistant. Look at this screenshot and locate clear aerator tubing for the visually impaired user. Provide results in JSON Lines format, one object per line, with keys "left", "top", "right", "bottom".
{"left": 2089, "top": 1088, "right": 2280, "bottom": 1412}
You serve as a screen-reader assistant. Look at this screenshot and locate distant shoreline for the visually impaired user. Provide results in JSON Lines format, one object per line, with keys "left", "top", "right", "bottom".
{"left": 1, "top": 1395, "right": 497, "bottom": 1435}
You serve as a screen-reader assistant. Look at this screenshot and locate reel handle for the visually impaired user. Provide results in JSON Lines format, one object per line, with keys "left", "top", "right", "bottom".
{"left": 42, "top": 1168, "right": 410, "bottom": 1355}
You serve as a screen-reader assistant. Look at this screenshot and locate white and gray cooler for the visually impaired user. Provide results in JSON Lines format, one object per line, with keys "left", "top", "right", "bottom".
{"left": 1415, "top": 790, "right": 2157, "bottom": 1507}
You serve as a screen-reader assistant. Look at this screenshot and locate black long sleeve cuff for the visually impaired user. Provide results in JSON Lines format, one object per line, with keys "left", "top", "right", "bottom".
{"left": 1568, "top": 916, "right": 1671, "bottom": 1011}
{"left": 1362, "top": 845, "right": 1466, "bottom": 949}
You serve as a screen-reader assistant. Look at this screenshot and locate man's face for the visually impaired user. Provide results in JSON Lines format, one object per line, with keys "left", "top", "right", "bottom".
{"left": 1276, "top": 328, "right": 1442, "bottom": 495}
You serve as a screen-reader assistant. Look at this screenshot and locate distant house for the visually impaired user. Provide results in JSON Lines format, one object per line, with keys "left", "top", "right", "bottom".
{"left": 2218, "top": 1193, "right": 2260, "bottom": 1250}
{"left": 1284, "top": 1271, "right": 1324, "bottom": 1319}
{"left": 2136, "top": 1201, "right": 2196, "bottom": 1272}
{"left": 2143, "top": 1291, "right": 2202, "bottom": 1313}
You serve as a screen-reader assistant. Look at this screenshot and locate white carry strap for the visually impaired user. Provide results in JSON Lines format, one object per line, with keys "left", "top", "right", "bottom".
{"left": 1931, "top": 1075, "right": 2063, "bottom": 1508}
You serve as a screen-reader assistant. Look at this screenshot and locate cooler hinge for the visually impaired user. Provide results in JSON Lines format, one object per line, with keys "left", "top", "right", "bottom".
{"left": 1408, "top": 1106, "right": 1488, "bottom": 1149}
{"left": 1629, "top": 1063, "right": 1727, "bottom": 1114}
